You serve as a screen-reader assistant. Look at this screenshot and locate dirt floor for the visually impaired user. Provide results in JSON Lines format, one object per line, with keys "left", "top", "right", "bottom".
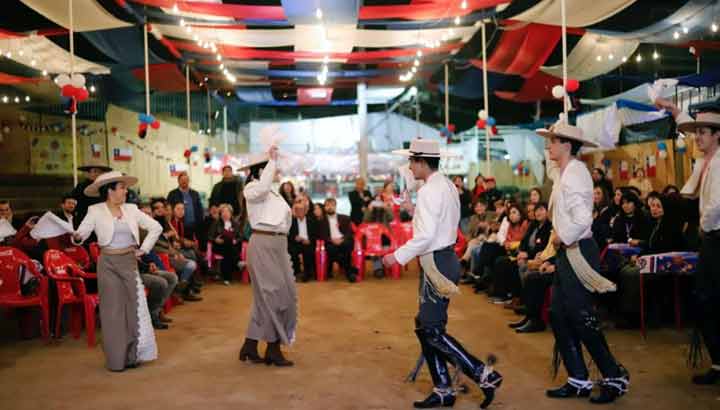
{"left": 1, "top": 266, "right": 719, "bottom": 410}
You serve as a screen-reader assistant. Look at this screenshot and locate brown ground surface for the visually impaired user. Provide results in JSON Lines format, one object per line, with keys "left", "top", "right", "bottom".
{"left": 1, "top": 267, "right": 719, "bottom": 410}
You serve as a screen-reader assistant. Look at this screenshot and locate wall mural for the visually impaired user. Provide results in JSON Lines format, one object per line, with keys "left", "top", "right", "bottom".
{"left": 30, "top": 134, "right": 72, "bottom": 174}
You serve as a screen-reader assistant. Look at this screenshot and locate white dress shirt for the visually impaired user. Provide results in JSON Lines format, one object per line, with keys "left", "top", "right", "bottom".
{"left": 394, "top": 171, "right": 460, "bottom": 266}
{"left": 545, "top": 150, "right": 594, "bottom": 246}
{"left": 678, "top": 134, "right": 720, "bottom": 231}
{"left": 244, "top": 159, "right": 292, "bottom": 234}
{"left": 297, "top": 217, "right": 309, "bottom": 240}
{"left": 326, "top": 214, "right": 343, "bottom": 240}
{"left": 75, "top": 203, "right": 162, "bottom": 254}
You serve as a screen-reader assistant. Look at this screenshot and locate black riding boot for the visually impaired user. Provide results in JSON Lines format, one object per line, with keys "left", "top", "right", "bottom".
{"left": 414, "top": 329, "right": 455, "bottom": 408}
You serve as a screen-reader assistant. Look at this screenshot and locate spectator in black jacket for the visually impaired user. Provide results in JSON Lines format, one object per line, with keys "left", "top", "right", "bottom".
{"left": 288, "top": 197, "right": 318, "bottom": 282}
{"left": 481, "top": 177, "right": 502, "bottom": 211}
{"left": 208, "top": 204, "right": 243, "bottom": 285}
{"left": 611, "top": 192, "right": 649, "bottom": 245}
{"left": 348, "top": 177, "right": 372, "bottom": 225}
{"left": 318, "top": 198, "right": 358, "bottom": 283}
{"left": 167, "top": 172, "right": 203, "bottom": 239}
{"left": 210, "top": 165, "right": 244, "bottom": 216}
{"left": 592, "top": 185, "right": 613, "bottom": 249}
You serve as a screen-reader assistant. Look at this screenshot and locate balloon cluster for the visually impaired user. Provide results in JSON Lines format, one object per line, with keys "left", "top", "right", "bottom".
{"left": 203, "top": 147, "right": 212, "bottom": 163}
{"left": 551, "top": 79, "right": 580, "bottom": 100}
{"left": 657, "top": 141, "right": 668, "bottom": 159}
{"left": 56, "top": 74, "right": 89, "bottom": 115}
{"left": 475, "top": 110, "right": 499, "bottom": 135}
{"left": 514, "top": 162, "right": 530, "bottom": 176}
{"left": 137, "top": 113, "right": 160, "bottom": 139}
{"left": 440, "top": 123, "right": 456, "bottom": 137}
{"left": 183, "top": 145, "right": 200, "bottom": 163}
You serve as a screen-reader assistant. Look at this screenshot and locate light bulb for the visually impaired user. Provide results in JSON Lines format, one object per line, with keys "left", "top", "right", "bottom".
{"left": 180, "top": 19, "right": 185, "bottom": 27}
{"left": 6, "top": 52, "right": 11, "bottom": 58}
{"left": 461, "top": 0, "right": 468, "bottom": 9}
{"left": 1, "top": 96, "right": 7, "bottom": 103}
{"left": 42, "top": 69, "right": 48, "bottom": 76}
{"left": 621, "top": 56, "right": 627, "bottom": 63}
{"left": 411, "top": 66, "right": 417, "bottom": 73}
{"left": 673, "top": 31, "right": 680, "bottom": 40}
{"left": 608, "top": 53, "right": 614, "bottom": 60}
{"left": 316, "top": 8, "right": 323, "bottom": 20}
{"left": 653, "top": 51, "right": 659, "bottom": 60}
{"left": 216, "top": 54, "right": 222, "bottom": 61}
{"left": 682, "top": 26, "right": 689, "bottom": 34}
{"left": 25, "top": 95, "right": 30, "bottom": 102}
{"left": 172, "top": 4, "right": 179, "bottom": 14}
{"left": 596, "top": 55, "right": 602, "bottom": 62}
{"left": 14, "top": 96, "right": 19, "bottom": 103}
{"left": 454, "top": 16, "right": 461, "bottom": 25}
{"left": 713, "top": 22, "right": 718, "bottom": 32}
{"left": 30, "top": 59, "right": 36, "bottom": 66}
{"left": 18, "top": 50, "right": 24, "bottom": 56}
{"left": 417, "top": 50, "right": 423, "bottom": 58}
{"left": 219, "top": 64, "right": 224, "bottom": 70}
{"left": 636, "top": 54, "right": 642, "bottom": 62}
{"left": 414, "top": 59, "right": 420, "bottom": 67}
{"left": 89, "top": 85, "right": 96, "bottom": 93}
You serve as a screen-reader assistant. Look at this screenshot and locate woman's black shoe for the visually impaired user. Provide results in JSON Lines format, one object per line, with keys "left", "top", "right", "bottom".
{"left": 413, "top": 390, "right": 456, "bottom": 408}
{"left": 546, "top": 383, "right": 592, "bottom": 399}
{"left": 264, "top": 341, "right": 294, "bottom": 366}
{"left": 508, "top": 317, "right": 528, "bottom": 329}
{"left": 238, "top": 338, "right": 265, "bottom": 363}
{"left": 515, "top": 320, "right": 546, "bottom": 333}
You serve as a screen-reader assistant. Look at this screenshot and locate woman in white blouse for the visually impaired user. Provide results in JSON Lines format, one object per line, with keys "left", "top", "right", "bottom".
{"left": 73, "top": 171, "right": 162, "bottom": 372}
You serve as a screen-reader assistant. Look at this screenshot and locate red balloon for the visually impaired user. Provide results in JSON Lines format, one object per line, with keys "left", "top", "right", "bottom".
{"left": 566, "top": 79, "right": 580, "bottom": 93}
{"left": 448, "top": 123, "right": 456, "bottom": 133}
{"left": 476, "top": 119, "right": 486, "bottom": 129}
{"left": 183, "top": 149, "right": 191, "bottom": 158}
{"left": 75, "top": 88, "right": 89, "bottom": 102}
{"left": 150, "top": 120, "right": 160, "bottom": 130}
{"left": 491, "top": 125, "right": 498, "bottom": 135}
{"left": 138, "top": 122, "right": 148, "bottom": 132}
{"left": 61, "top": 84, "right": 75, "bottom": 98}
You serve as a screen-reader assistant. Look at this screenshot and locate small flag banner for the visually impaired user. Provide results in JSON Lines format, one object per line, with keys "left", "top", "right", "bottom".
{"left": 113, "top": 147, "right": 133, "bottom": 161}
{"left": 90, "top": 144, "right": 102, "bottom": 158}
{"left": 169, "top": 163, "right": 189, "bottom": 176}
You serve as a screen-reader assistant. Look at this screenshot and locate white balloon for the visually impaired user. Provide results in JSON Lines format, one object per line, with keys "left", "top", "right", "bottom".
{"left": 552, "top": 85, "right": 565, "bottom": 99}
{"left": 55, "top": 74, "right": 71, "bottom": 87}
{"left": 478, "top": 110, "right": 488, "bottom": 120}
{"left": 70, "top": 73, "right": 86, "bottom": 88}
{"left": 658, "top": 150, "right": 668, "bottom": 159}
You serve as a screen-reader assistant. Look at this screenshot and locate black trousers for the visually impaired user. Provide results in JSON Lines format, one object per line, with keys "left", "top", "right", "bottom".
{"left": 415, "top": 248, "right": 489, "bottom": 388}
{"left": 491, "top": 256, "right": 522, "bottom": 299}
{"left": 524, "top": 273, "right": 553, "bottom": 322}
{"left": 325, "top": 240, "right": 354, "bottom": 277}
{"left": 288, "top": 241, "right": 315, "bottom": 278}
{"left": 215, "top": 243, "right": 239, "bottom": 281}
{"left": 550, "top": 239, "right": 623, "bottom": 381}
{"left": 696, "top": 232, "right": 720, "bottom": 365}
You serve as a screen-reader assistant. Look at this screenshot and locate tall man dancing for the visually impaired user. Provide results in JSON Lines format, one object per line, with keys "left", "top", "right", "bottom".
{"left": 538, "top": 121, "right": 629, "bottom": 404}
{"left": 383, "top": 139, "right": 502, "bottom": 409}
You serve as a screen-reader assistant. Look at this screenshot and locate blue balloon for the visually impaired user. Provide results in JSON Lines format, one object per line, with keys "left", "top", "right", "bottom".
{"left": 486, "top": 117, "right": 496, "bottom": 126}
{"left": 190, "top": 145, "right": 199, "bottom": 153}
{"left": 138, "top": 113, "right": 155, "bottom": 124}
{"left": 657, "top": 141, "right": 667, "bottom": 150}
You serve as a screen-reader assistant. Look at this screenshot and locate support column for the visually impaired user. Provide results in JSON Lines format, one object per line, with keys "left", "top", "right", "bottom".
{"left": 357, "top": 82, "right": 368, "bottom": 180}
{"left": 69, "top": 0, "right": 77, "bottom": 186}
{"left": 223, "top": 105, "right": 228, "bottom": 154}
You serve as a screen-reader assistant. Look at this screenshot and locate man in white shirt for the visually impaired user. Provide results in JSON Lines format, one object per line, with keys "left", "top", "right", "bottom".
{"left": 657, "top": 98, "right": 720, "bottom": 385}
{"left": 321, "top": 198, "right": 358, "bottom": 283}
{"left": 538, "top": 121, "right": 629, "bottom": 404}
{"left": 383, "top": 139, "right": 502, "bottom": 409}
{"left": 288, "top": 197, "right": 317, "bottom": 282}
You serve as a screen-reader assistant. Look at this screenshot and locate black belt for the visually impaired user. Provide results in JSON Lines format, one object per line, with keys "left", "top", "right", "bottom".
{"left": 252, "top": 229, "right": 286, "bottom": 236}
{"left": 433, "top": 245, "right": 455, "bottom": 253}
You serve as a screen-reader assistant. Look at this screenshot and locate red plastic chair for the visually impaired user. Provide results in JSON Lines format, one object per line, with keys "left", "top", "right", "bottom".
{"left": 315, "top": 240, "right": 328, "bottom": 281}
{"left": 43, "top": 250, "right": 98, "bottom": 346}
{"left": 353, "top": 223, "right": 401, "bottom": 280}
{"left": 390, "top": 221, "right": 413, "bottom": 247}
{"left": 63, "top": 245, "right": 91, "bottom": 270}
{"left": 454, "top": 228, "right": 467, "bottom": 258}
{"left": 0, "top": 247, "right": 50, "bottom": 341}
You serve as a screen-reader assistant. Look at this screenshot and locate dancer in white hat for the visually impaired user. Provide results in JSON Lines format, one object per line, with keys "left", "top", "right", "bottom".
{"left": 384, "top": 139, "right": 502, "bottom": 409}
{"left": 537, "top": 121, "right": 629, "bottom": 404}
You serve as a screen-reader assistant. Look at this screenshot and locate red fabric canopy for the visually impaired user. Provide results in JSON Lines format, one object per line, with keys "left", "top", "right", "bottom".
{"left": 494, "top": 71, "right": 562, "bottom": 103}
{"left": 297, "top": 88, "right": 333, "bottom": 105}
{"left": 170, "top": 39, "right": 463, "bottom": 62}
{"left": 131, "top": 63, "right": 199, "bottom": 92}
{"left": 472, "top": 23, "right": 561, "bottom": 79}
{"left": 128, "top": 0, "right": 286, "bottom": 20}
{"left": 0, "top": 72, "right": 43, "bottom": 85}
{"left": 359, "top": 0, "right": 508, "bottom": 20}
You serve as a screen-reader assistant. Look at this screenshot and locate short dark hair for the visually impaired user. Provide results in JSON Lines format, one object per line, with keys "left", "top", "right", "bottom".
{"left": 0, "top": 200, "right": 9, "bottom": 207}
{"left": 98, "top": 181, "right": 120, "bottom": 201}
{"left": 534, "top": 201, "right": 548, "bottom": 211}
{"left": 222, "top": 165, "right": 233, "bottom": 172}
{"left": 324, "top": 197, "right": 337, "bottom": 205}
{"left": 410, "top": 156, "right": 440, "bottom": 170}
{"left": 61, "top": 193, "right": 75, "bottom": 203}
{"left": 151, "top": 197, "right": 166, "bottom": 208}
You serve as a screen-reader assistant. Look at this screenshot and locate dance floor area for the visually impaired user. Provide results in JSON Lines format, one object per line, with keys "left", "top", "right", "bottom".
{"left": 1, "top": 267, "right": 718, "bottom": 410}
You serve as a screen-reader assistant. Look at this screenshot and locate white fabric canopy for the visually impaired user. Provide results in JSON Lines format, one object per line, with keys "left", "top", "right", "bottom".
{"left": 156, "top": 24, "right": 477, "bottom": 50}
{"left": 1, "top": 36, "right": 109, "bottom": 74}
{"left": 20, "top": 0, "right": 131, "bottom": 32}
{"left": 580, "top": 82, "right": 686, "bottom": 106}
{"left": 541, "top": 33, "right": 639, "bottom": 81}
{"left": 577, "top": 104, "right": 668, "bottom": 149}
{"left": 511, "top": 0, "right": 637, "bottom": 27}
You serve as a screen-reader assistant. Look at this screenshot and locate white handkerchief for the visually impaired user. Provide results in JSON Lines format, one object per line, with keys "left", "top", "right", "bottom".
{"left": 0, "top": 219, "right": 17, "bottom": 241}
{"left": 30, "top": 212, "right": 74, "bottom": 240}
{"left": 258, "top": 124, "right": 287, "bottom": 148}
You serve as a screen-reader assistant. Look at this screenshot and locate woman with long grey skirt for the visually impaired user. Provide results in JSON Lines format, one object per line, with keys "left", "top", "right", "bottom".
{"left": 74, "top": 171, "right": 162, "bottom": 372}
{"left": 237, "top": 146, "right": 297, "bottom": 366}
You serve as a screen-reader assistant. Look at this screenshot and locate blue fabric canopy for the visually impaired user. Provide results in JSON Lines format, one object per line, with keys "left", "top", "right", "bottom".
{"left": 439, "top": 67, "right": 522, "bottom": 99}
{"left": 82, "top": 27, "right": 167, "bottom": 67}
{"left": 677, "top": 69, "right": 720, "bottom": 88}
{"left": 615, "top": 99, "right": 659, "bottom": 112}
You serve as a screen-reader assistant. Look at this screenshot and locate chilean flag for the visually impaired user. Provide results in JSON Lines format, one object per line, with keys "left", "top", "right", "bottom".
{"left": 169, "top": 163, "right": 188, "bottom": 176}
{"left": 113, "top": 148, "right": 132, "bottom": 161}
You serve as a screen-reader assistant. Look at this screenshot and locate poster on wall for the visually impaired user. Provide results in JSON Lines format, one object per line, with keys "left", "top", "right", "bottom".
{"left": 30, "top": 135, "right": 72, "bottom": 175}
{"left": 169, "top": 163, "right": 189, "bottom": 176}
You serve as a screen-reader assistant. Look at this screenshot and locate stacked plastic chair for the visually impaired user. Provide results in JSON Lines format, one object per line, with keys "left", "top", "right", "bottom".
{"left": 0, "top": 247, "right": 50, "bottom": 341}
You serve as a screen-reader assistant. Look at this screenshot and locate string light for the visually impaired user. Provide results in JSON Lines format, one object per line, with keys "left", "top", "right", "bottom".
{"left": 1, "top": 96, "right": 7, "bottom": 103}
{"left": 179, "top": 19, "right": 186, "bottom": 27}
{"left": 316, "top": 8, "right": 323, "bottom": 20}
{"left": 414, "top": 59, "right": 420, "bottom": 67}
{"left": 172, "top": 4, "right": 179, "bottom": 14}
{"left": 30, "top": 59, "right": 36, "bottom": 66}
{"left": 18, "top": 50, "right": 24, "bottom": 56}
{"left": 42, "top": 70, "right": 48, "bottom": 76}
{"left": 712, "top": 22, "right": 718, "bottom": 32}
{"left": 673, "top": 31, "right": 680, "bottom": 40}
{"left": 89, "top": 85, "right": 96, "bottom": 93}
{"left": 621, "top": 56, "right": 627, "bottom": 63}
{"left": 454, "top": 16, "right": 461, "bottom": 25}
{"left": 13, "top": 96, "right": 19, "bottom": 103}
{"left": 417, "top": 49, "right": 423, "bottom": 58}
{"left": 24, "top": 95, "right": 30, "bottom": 102}
{"left": 219, "top": 63, "right": 224, "bottom": 70}
{"left": 652, "top": 51, "right": 660, "bottom": 60}
{"left": 682, "top": 26, "right": 689, "bottom": 34}
{"left": 636, "top": 54, "right": 642, "bottom": 62}
{"left": 461, "top": 0, "right": 468, "bottom": 9}
{"left": 596, "top": 55, "right": 602, "bottom": 62}
{"left": 608, "top": 53, "right": 614, "bottom": 60}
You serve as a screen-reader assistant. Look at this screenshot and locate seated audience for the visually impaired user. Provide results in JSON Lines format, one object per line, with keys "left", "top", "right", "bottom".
{"left": 0, "top": 200, "right": 41, "bottom": 259}
{"left": 208, "top": 204, "right": 243, "bottom": 285}
{"left": 629, "top": 168, "right": 654, "bottom": 199}
{"left": 460, "top": 200, "right": 495, "bottom": 268}
{"left": 288, "top": 197, "right": 318, "bottom": 282}
{"left": 362, "top": 196, "right": 394, "bottom": 278}
{"left": 137, "top": 250, "right": 178, "bottom": 329}
{"left": 279, "top": 181, "right": 296, "bottom": 208}
{"left": 611, "top": 191, "right": 650, "bottom": 245}
{"left": 592, "top": 185, "right": 613, "bottom": 249}
{"left": 480, "top": 177, "right": 502, "bottom": 210}
{"left": 152, "top": 223, "right": 202, "bottom": 301}
{"left": 45, "top": 194, "right": 79, "bottom": 250}
{"left": 318, "top": 198, "right": 358, "bottom": 283}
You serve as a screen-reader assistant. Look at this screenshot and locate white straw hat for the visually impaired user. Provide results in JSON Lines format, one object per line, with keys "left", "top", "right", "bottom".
{"left": 535, "top": 121, "right": 598, "bottom": 148}
{"left": 83, "top": 171, "right": 138, "bottom": 197}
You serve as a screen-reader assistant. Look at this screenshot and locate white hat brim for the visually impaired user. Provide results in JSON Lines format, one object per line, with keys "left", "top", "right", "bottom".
{"left": 390, "top": 149, "right": 459, "bottom": 158}
{"left": 677, "top": 120, "right": 720, "bottom": 133}
{"left": 84, "top": 175, "right": 138, "bottom": 197}
{"left": 535, "top": 128, "right": 599, "bottom": 148}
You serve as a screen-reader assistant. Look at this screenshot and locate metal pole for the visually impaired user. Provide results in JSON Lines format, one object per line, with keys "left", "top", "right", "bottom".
{"left": 481, "top": 22, "right": 490, "bottom": 176}
{"left": 444, "top": 63, "right": 449, "bottom": 128}
{"left": 186, "top": 64, "right": 191, "bottom": 132}
{"left": 223, "top": 105, "right": 228, "bottom": 154}
{"left": 69, "top": 0, "right": 77, "bottom": 186}
{"left": 207, "top": 88, "right": 211, "bottom": 135}
{"left": 144, "top": 23, "right": 150, "bottom": 117}
{"left": 358, "top": 82, "right": 368, "bottom": 180}
{"left": 561, "top": 0, "right": 568, "bottom": 119}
